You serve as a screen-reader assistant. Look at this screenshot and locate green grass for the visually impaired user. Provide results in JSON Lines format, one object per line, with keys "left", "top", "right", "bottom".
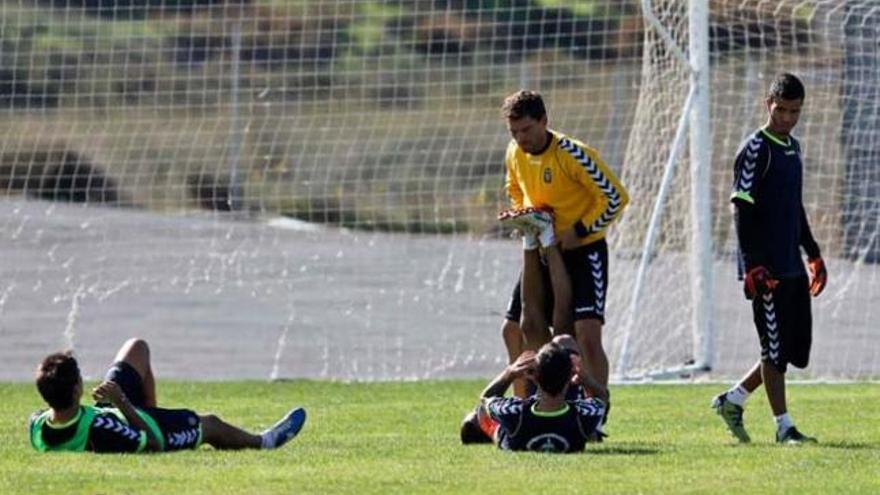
{"left": 1, "top": 381, "right": 879, "bottom": 494}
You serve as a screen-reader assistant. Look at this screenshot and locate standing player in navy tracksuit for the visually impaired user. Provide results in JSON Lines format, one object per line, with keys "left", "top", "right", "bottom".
{"left": 712, "top": 73, "right": 827, "bottom": 445}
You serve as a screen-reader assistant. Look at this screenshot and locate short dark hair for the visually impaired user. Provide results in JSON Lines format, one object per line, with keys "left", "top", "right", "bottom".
{"left": 501, "top": 90, "right": 547, "bottom": 120}
{"left": 768, "top": 73, "right": 805, "bottom": 101}
{"left": 534, "top": 342, "right": 572, "bottom": 396}
{"left": 35, "top": 351, "right": 81, "bottom": 409}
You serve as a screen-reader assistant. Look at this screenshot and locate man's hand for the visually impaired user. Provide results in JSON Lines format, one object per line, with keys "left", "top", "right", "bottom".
{"left": 559, "top": 228, "right": 579, "bottom": 250}
{"left": 506, "top": 351, "right": 537, "bottom": 380}
{"left": 92, "top": 381, "right": 126, "bottom": 407}
{"left": 808, "top": 257, "right": 827, "bottom": 297}
{"left": 743, "top": 266, "right": 779, "bottom": 300}
{"left": 569, "top": 350, "right": 583, "bottom": 385}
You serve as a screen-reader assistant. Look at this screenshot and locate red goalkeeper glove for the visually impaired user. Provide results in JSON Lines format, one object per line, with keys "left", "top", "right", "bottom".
{"left": 743, "top": 266, "right": 779, "bottom": 300}
{"left": 807, "top": 256, "right": 827, "bottom": 297}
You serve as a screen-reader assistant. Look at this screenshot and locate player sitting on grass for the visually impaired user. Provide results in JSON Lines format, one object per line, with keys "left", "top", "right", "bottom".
{"left": 29, "top": 338, "right": 306, "bottom": 453}
{"left": 460, "top": 335, "right": 607, "bottom": 453}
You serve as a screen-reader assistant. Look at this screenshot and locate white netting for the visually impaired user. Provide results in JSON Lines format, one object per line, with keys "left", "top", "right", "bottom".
{"left": 0, "top": 1, "right": 876, "bottom": 381}
{"left": 616, "top": 0, "right": 879, "bottom": 379}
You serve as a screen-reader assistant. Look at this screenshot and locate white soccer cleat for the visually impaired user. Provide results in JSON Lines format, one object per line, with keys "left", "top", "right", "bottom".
{"left": 537, "top": 221, "right": 556, "bottom": 248}
{"left": 498, "top": 208, "right": 555, "bottom": 248}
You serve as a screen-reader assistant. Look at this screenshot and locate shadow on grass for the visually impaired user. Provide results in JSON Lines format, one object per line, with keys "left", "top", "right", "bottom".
{"left": 588, "top": 445, "right": 660, "bottom": 456}
{"left": 817, "top": 441, "right": 879, "bottom": 451}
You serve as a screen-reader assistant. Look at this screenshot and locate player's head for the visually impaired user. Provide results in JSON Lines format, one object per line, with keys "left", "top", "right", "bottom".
{"left": 502, "top": 90, "right": 549, "bottom": 154}
{"left": 764, "top": 73, "right": 805, "bottom": 137}
{"left": 35, "top": 351, "right": 83, "bottom": 410}
{"left": 534, "top": 341, "right": 573, "bottom": 397}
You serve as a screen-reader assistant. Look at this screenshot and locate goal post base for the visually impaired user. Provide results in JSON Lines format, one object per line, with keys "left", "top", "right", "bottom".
{"left": 616, "top": 361, "right": 712, "bottom": 382}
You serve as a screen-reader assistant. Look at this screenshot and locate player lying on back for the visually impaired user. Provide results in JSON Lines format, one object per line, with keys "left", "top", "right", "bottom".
{"left": 460, "top": 335, "right": 608, "bottom": 453}
{"left": 29, "top": 338, "right": 306, "bottom": 453}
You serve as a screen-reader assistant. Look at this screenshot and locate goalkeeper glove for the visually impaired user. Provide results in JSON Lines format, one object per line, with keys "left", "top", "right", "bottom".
{"left": 807, "top": 256, "right": 827, "bottom": 297}
{"left": 498, "top": 207, "right": 556, "bottom": 248}
{"left": 743, "top": 266, "right": 778, "bottom": 300}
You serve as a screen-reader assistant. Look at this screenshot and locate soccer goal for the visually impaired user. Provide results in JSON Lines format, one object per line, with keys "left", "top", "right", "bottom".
{"left": 0, "top": 1, "right": 877, "bottom": 382}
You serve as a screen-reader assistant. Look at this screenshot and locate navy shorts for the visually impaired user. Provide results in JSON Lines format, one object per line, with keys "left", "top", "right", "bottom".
{"left": 752, "top": 275, "right": 812, "bottom": 373}
{"left": 141, "top": 406, "right": 203, "bottom": 451}
{"left": 505, "top": 239, "right": 609, "bottom": 325}
{"left": 102, "top": 361, "right": 201, "bottom": 450}
{"left": 103, "top": 361, "right": 147, "bottom": 409}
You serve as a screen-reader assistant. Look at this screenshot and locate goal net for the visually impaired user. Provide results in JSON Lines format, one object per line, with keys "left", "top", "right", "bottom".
{"left": 0, "top": 1, "right": 876, "bottom": 381}
{"left": 617, "top": 0, "right": 879, "bottom": 379}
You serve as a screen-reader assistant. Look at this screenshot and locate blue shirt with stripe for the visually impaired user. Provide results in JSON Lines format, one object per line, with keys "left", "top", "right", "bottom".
{"left": 731, "top": 128, "right": 808, "bottom": 278}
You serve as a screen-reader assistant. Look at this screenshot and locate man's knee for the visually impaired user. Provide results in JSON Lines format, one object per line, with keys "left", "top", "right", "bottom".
{"left": 125, "top": 338, "right": 150, "bottom": 356}
{"left": 115, "top": 338, "right": 151, "bottom": 372}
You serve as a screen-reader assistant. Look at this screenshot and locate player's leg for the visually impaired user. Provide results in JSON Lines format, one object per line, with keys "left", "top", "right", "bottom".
{"left": 102, "top": 338, "right": 156, "bottom": 408}
{"left": 711, "top": 361, "right": 761, "bottom": 443}
{"left": 201, "top": 407, "right": 307, "bottom": 450}
{"left": 574, "top": 319, "right": 608, "bottom": 388}
{"left": 200, "top": 413, "right": 262, "bottom": 449}
{"left": 543, "top": 245, "right": 573, "bottom": 336}
{"left": 771, "top": 277, "right": 816, "bottom": 444}
{"left": 501, "top": 319, "right": 528, "bottom": 397}
{"left": 565, "top": 240, "right": 610, "bottom": 388}
{"left": 520, "top": 248, "right": 552, "bottom": 352}
{"left": 503, "top": 281, "right": 528, "bottom": 398}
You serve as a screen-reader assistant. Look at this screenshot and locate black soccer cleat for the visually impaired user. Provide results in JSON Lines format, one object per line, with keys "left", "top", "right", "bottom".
{"left": 776, "top": 426, "right": 817, "bottom": 445}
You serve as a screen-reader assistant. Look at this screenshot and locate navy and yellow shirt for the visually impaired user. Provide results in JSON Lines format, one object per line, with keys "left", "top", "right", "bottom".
{"left": 730, "top": 128, "right": 820, "bottom": 278}
{"left": 505, "top": 130, "right": 629, "bottom": 246}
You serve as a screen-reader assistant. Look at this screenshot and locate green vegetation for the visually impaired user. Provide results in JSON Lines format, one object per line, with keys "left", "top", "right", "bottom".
{"left": 1, "top": 381, "right": 879, "bottom": 494}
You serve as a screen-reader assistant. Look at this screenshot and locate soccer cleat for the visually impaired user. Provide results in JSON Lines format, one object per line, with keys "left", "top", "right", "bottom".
{"left": 498, "top": 207, "right": 555, "bottom": 247}
{"left": 264, "top": 407, "right": 307, "bottom": 449}
{"left": 522, "top": 232, "right": 539, "bottom": 251}
{"left": 711, "top": 393, "right": 750, "bottom": 443}
{"left": 586, "top": 429, "right": 607, "bottom": 443}
{"left": 776, "top": 426, "right": 817, "bottom": 445}
{"left": 537, "top": 220, "right": 556, "bottom": 248}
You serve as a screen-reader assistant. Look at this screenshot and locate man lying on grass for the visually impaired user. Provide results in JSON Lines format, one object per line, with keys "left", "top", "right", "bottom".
{"left": 29, "top": 338, "right": 306, "bottom": 453}
{"left": 461, "top": 335, "right": 608, "bottom": 453}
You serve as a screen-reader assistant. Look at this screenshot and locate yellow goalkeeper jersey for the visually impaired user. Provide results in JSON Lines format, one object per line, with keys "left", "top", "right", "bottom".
{"left": 505, "top": 130, "right": 629, "bottom": 246}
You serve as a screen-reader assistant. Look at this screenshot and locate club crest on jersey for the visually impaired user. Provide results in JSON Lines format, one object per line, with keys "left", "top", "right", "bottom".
{"left": 543, "top": 168, "right": 552, "bottom": 183}
{"left": 526, "top": 433, "right": 570, "bottom": 453}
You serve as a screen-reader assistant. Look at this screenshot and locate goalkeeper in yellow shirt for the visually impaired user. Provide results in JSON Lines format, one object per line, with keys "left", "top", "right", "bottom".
{"left": 501, "top": 90, "right": 629, "bottom": 393}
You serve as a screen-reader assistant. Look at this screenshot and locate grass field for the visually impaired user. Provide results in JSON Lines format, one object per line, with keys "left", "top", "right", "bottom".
{"left": 1, "top": 381, "right": 878, "bottom": 494}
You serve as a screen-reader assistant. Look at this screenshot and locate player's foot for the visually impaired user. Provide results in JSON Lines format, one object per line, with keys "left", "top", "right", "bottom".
{"left": 263, "top": 407, "right": 307, "bottom": 448}
{"left": 776, "top": 426, "right": 817, "bottom": 445}
{"left": 460, "top": 407, "right": 491, "bottom": 444}
{"left": 711, "top": 392, "right": 750, "bottom": 443}
{"left": 586, "top": 423, "right": 607, "bottom": 443}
